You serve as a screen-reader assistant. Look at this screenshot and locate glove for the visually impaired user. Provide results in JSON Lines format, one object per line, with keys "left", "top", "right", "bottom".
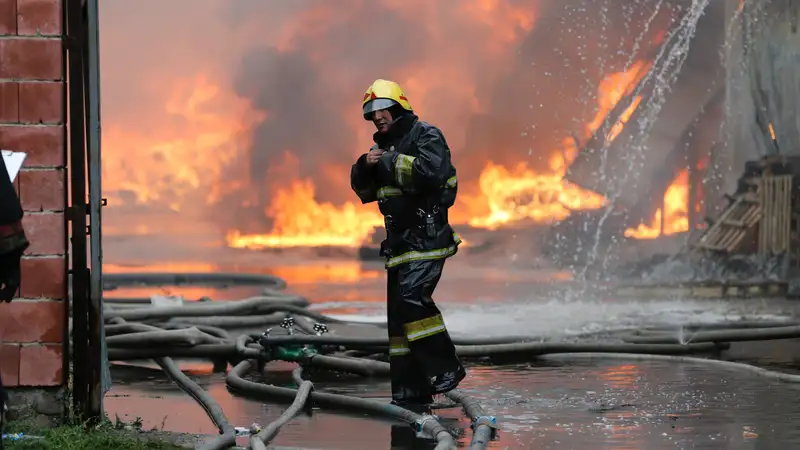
{"left": 0, "top": 249, "right": 23, "bottom": 303}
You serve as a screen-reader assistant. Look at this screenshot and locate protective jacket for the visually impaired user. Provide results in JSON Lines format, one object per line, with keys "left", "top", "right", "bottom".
{"left": 350, "top": 114, "right": 461, "bottom": 268}
{"left": 351, "top": 112, "right": 465, "bottom": 403}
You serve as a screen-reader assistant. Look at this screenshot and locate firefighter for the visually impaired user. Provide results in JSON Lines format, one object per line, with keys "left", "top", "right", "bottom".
{"left": 350, "top": 79, "right": 466, "bottom": 406}
{"left": 0, "top": 153, "right": 28, "bottom": 434}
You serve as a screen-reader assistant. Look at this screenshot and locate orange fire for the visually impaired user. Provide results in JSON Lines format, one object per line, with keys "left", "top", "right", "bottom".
{"left": 586, "top": 60, "right": 651, "bottom": 141}
{"left": 624, "top": 170, "right": 690, "bottom": 239}
{"left": 226, "top": 178, "right": 384, "bottom": 248}
{"left": 101, "top": 66, "right": 650, "bottom": 249}
{"left": 102, "top": 75, "right": 266, "bottom": 213}
{"left": 226, "top": 60, "right": 649, "bottom": 248}
{"left": 460, "top": 161, "right": 607, "bottom": 230}
{"left": 100, "top": 3, "right": 657, "bottom": 250}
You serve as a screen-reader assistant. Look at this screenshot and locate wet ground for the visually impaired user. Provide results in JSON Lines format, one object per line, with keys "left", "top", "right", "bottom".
{"left": 107, "top": 358, "right": 800, "bottom": 449}
{"left": 102, "top": 233, "right": 800, "bottom": 449}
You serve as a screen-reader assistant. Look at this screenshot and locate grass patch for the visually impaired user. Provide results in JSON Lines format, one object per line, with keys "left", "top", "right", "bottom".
{"left": 4, "top": 416, "right": 184, "bottom": 450}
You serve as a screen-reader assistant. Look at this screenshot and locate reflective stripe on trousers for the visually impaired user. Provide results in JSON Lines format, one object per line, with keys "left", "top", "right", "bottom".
{"left": 389, "top": 336, "right": 411, "bottom": 356}
{"left": 404, "top": 314, "right": 447, "bottom": 342}
{"left": 391, "top": 317, "right": 449, "bottom": 356}
{"left": 385, "top": 233, "right": 462, "bottom": 268}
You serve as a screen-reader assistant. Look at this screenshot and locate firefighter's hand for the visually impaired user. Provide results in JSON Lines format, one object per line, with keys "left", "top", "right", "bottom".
{"left": 365, "top": 148, "right": 385, "bottom": 165}
{"left": 0, "top": 251, "right": 22, "bottom": 303}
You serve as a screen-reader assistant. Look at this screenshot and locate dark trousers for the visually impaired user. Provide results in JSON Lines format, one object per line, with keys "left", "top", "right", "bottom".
{"left": 387, "top": 258, "right": 462, "bottom": 401}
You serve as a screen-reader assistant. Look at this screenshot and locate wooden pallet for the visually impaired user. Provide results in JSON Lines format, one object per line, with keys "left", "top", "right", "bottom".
{"left": 650, "top": 156, "right": 800, "bottom": 299}
{"left": 692, "top": 192, "right": 761, "bottom": 253}
{"left": 614, "top": 280, "right": 788, "bottom": 299}
{"left": 687, "top": 158, "right": 796, "bottom": 256}
{"left": 759, "top": 174, "right": 793, "bottom": 254}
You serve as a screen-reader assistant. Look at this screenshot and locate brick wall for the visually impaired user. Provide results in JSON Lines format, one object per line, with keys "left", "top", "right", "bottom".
{"left": 0, "top": 0, "right": 67, "bottom": 388}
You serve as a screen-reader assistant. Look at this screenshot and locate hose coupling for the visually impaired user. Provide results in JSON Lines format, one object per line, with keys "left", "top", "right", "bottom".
{"left": 472, "top": 415, "right": 498, "bottom": 438}
{"left": 281, "top": 317, "right": 296, "bottom": 335}
{"left": 271, "top": 344, "right": 317, "bottom": 362}
{"left": 313, "top": 323, "right": 329, "bottom": 335}
{"left": 412, "top": 413, "right": 439, "bottom": 434}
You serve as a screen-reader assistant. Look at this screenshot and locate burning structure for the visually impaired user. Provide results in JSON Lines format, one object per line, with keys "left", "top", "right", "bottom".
{"left": 100, "top": 0, "right": 737, "bottom": 274}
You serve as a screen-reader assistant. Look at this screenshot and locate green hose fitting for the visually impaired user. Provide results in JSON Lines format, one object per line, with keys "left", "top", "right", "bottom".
{"left": 273, "top": 345, "right": 318, "bottom": 362}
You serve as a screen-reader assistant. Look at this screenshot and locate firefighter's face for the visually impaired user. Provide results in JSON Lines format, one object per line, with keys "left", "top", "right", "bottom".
{"left": 371, "top": 109, "right": 393, "bottom": 133}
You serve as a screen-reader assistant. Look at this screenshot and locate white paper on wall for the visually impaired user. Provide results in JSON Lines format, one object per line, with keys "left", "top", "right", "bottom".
{"left": 1, "top": 150, "right": 27, "bottom": 182}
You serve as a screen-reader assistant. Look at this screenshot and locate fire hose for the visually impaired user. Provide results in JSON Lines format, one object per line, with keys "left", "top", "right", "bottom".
{"left": 99, "top": 272, "right": 800, "bottom": 449}
{"left": 622, "top": 324, "right": 800, "bottom": 344}
{"left": 248, "top": 379, "right": 314, "bottom": 450}
{"left": 444, "top": 389, "right": 497, "bottom": 450}
{"left": 227, "top": 360, "right": 457, "bottom": 450}
{"left": 103, "top": 272, "right": 289, "bottom": 291}
{"left": 106, "top": 318, "right": 237, "bottom": 450}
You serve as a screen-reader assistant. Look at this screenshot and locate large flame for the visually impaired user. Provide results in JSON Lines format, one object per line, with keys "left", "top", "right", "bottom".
{"left": 102, "top": 61, "right": 649, "bottom": 248}
{"left": 102, "top": 75, "right": 266, "bottom": 212}
{"left": 101, "top": 63, "right": 650, "bottom": 249}
{"left": 623, "top": 170, "right": 690, "bottom": 239}
{"left": 461, "top": 161, "right": 607, "bottom": 230}
{"left": 100, "top": 1, "right": 664, "bottom": 250}
{"left": 226, "top": 177, "right": 384, "bottom": 249}
{"left": 586, "top": 60, "right": 651, "bottom": 142}
{"left": 226, "top": 59, "right": 649, "bottom": 248}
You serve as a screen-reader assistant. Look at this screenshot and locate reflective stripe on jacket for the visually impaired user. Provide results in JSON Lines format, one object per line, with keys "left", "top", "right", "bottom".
{"left": 350, "top": 114, "right": 460, "bottom": 268}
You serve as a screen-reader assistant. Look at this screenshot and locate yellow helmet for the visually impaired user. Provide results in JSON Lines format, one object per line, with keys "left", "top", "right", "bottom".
{"left": 362, "top": 79, "right": 413, "bottom": 119}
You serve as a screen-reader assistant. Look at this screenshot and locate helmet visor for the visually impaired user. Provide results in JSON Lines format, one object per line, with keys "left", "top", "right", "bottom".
{"left": 363, "top": 98, "right": 398, "bottom": 117}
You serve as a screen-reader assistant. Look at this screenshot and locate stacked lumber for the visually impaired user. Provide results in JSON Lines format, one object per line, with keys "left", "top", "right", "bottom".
{"left": 689, "top": 156, "right": 799, "bottom": 259}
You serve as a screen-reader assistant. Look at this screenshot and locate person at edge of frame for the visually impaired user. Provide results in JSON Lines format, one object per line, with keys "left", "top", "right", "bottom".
{"left": 350, "top": 79, "right": 466, "bottom": 408}
{"left": 0, "top": 152, "right": 30, "bottom": 437}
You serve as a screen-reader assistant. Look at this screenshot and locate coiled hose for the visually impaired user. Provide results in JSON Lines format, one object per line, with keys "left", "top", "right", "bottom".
{"left": 249, "top": 369, "right": 314, "bottom": 450}
{"left": 256, "top": 334, "right": 727, "bottom": 358}
{"left": 103, "top": 272, "right": 289, "bottom": 291}
{"left": 622, "top": 324, "right": 800, "bottom": 344}
{"left": 105, "top": 296, "right": 312, "bottom": 322}
{"left": 106, "top": 318, "right": 237, "bottom": 449}
{"left": 101, "top": 272, "right": 800, "bottom": 450}
{"left": 227, "top": 360, "right": 457, "bottom": 450}
{"left": 158, "top": 357, "right": 237, "bottom": 450}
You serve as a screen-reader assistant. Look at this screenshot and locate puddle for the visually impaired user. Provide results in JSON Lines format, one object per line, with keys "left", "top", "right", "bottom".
{"left": 107, "top": 359, "right": 800, "bottom": 449}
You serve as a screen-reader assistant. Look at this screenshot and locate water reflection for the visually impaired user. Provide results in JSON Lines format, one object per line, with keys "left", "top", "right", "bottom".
{"left": 597, "top": 364, "right": 641, "bottom": 389}
{"left": 105, "top": 260, "right": 383, "bottom": 285}
{"left": 390, "top": 424, "right": 436, "bottom": 450}
{"left": 102, "top": 258, "right": 573, "bottom": 307}
{"left": 269, "top": 262, "right": 382, "bottom": 284}
{"left": 107, "top": 359, "right": 800, "bottom": 449}
{"left": 103, "top": 260, "right": 386, "bottom": 305}
{"left": 104, "top": 262, "right": 223, "bottom": 273}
